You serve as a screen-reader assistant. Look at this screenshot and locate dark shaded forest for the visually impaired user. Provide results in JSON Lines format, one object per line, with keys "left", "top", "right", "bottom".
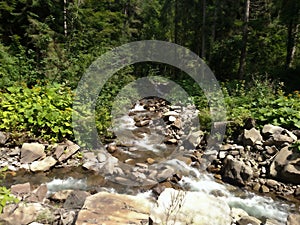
{"left": 0, "top": 0, "right": 299, "bottom": 141}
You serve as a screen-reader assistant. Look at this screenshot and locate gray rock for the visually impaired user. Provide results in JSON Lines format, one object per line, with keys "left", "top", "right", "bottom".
{"left": 187, "top": 130, "right": 204, "bottom": 147}
{"left": 0, "top": 202, "right": 48, "bottom": 225}
{"left": 0, "top": 131, "right": 9, "bottom": 145}
{"left": 272, "top": 133, "right": 295, "bottom": 145}
{"left": 58, "top": 142, "right": 80, "bottom": 162}
{"left": 83, "top": 152, "right": 97, "bottom": 162}
{"left": 287, "top": 213, "right": 300, "bottom": 225}
{"left": 260, "top": 184, "right": 270, "bottom": 193}
{"left": 20, "top": 143, "right": 45, "bottom": 164}
{"left": 270, "top": 146, "right": 300, "bottom": 184}
{"left": 263, "top": 125, "right": 297, "bottom": 146}
{"left": 222, "top": 155, "right": 253, "bottom": 186}
{"left": 97, "top": 152, "right": 107, "bottom": 162}
{"left": 237, "top": 216, "right": 261, "bottom": 225}
{"left": 262, "top": 124, "right": 284, "bottom": 136}
{"left": 50, "top": 190, "right": 73, "bottom": 201}
{"left": 266, "top": 179, "right": 279, "bottom": 188}
{"left": 61, "top": 210, "right": 76, "bottom": 225}
{"left": 294, "top": 187, "right": 300, "bottom": 196}
{"left": 135, "top": 120, "right": 150, "bottom": 127}
{"left": 10, "top": 182, "right": 31, "bottom": 197}
{"left": 243, "top": 128, "right": 263, "bottom": 146}
{"left": 64, "top": 190, "right": 90, "bottom": 209}
{"left": 266, "top": 146, "right": 278, "bottom": 155}
{"left": 231, "top": 208, "right": 249, "bottom": 222}
{"left": 292, "top": 130, "right": 300, "bottom": 138}
{"left": 27, "top": 184, "right": 48, "bottom": 202}
{"left": 30, "top": 156, "right": 57, "bottom": 172}
{"left": 76, "top": 191, "right": 151, "bottom": 225}
{"left": 265, "top": 218, "right": 282, "bottom": 225}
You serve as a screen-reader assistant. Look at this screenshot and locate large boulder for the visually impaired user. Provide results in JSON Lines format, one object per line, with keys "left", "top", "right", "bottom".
{"left": 237, "top": 216, "right": 261, "bottom": 225}
{"left": 150, "top": 188, "right": 232, "bottom": 225}
{"left": 76, "top": 191, "right": 152, "bottom": 225}
{"left": 20, "top": 143, "right": 45, "bottom": 164}
{"left": 64, "top": 190, "right": 91, "bottom": 210}
{"left": 287, "top": 213, "right": 300, "bottom": 225}
{"left": 30, "top": 156, "right": 57, "bottom": 172}
{"left": 263, "top": 124, "right": 297, "bottom": 146}
{"left": 55, "top": 140, "right": 80, "bottom": 162}
{"left": 270, "top": 146, "right": 300, "bottom": 184}
{"left": 0, "top": 203, "right": 51, "bottom": 225}
{"left": 242, "top": 128, "right": 263, "bottom": 146}
{"left": 222, "top": 155, "right": 253, "bottom": 186}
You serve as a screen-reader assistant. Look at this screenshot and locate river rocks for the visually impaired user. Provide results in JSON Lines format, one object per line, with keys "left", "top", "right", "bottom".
{"left": 30, "top": 156, "right": 57, "bottom": 172}
{"left": 263, "top": 124, "right": 285, "bottom": 136}
{"left": 64, "top": 190, "right": 91, "bottom": 209}
{"left": 0, "top": 131, "right": 9, "bottom": 145}
{"left": 0, "top": 202, "right": 50, "bottom": 225}
{"left": 76, "top": 191, "right": 152, "bottom": 225}
{"left": 10, "top": 182, "right": 31, "bottom": 198}
{"left": 56, "top": 140, "right": 80, "bottom": 162}
{"left": 237, "top": 216, "right": 262, "bottom": 225}
{"left": 222, "top": 155, "right": 253, "bottom": 186}
{"left": 263, "top": 124, "right": 297, "bottom": 146}
{"left": 231, "top": 207, "right": 249, "bottom": 222}
{"left": 270, "top": 146, "right": 300, "bottom": 184}
{"left": 150, "top": 188, "right": 232, "bottom": 225}
{"left": 50, "top": 190, "right": 73, "bottom": 201}
{"left": 20, "top": 143, "right": 46, "bottom": 164}
{"left": 186, "top": 130, "right": 204, "bottom": 148}
{"left": 242, "top": 128, "right": 263, "bottom": 146}
{"left": 28, "top": 184, "right": 48, "bottom": 202}
{"left": 287, "top": 213, "right": 300, "bottom": 225}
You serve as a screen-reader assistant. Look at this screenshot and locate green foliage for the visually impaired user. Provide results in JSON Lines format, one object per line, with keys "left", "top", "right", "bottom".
{"left": 0, "top": 83, "right": 73, "bottom": 142}
{"left": 290, "top": 141, "right": 300, "bottom": 152}
{"left": 0, "top": 167, "right": 19, "bottom": 213}
{"left": 222, "top": 78, "right": 300, "bottom": 130}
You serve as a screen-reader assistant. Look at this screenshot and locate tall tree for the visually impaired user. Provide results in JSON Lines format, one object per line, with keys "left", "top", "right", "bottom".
{"left": 238, "top": 0, "right": 250, "bottom": 79}
{"left": 279, "top": 0, "right": 300, "bottom": 68}
{"left": 201, "top": 0, "right": 206, "bottom": 59}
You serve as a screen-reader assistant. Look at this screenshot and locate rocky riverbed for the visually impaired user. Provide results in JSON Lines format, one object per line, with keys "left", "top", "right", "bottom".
{"left": 0, "top": 97, "right": 300, "bottom": 225}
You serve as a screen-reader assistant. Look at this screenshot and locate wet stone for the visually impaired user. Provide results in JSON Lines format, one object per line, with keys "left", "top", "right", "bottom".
{"left": 260, "top": 185, "right": 270, "bottom": 193}
{"left": 124, "top": 158, "right": 136, "bottom": 165}
{"left": 266, "top": 146, "right": 278, "bottom": 155}
{"left": 146, "top": 158, "right": 155, "bottom": 164}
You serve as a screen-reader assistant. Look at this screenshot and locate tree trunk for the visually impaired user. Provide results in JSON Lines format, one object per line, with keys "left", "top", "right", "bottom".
{"left": 174, "top": 0, "right": 178, "bottom": 44}
{"left": 64, "top": 0, "right": 68, "bottom": 36}
{"left": 238, "top": 0, "right": 250, "bottom": 79}
{"left": 201, "top": 0, "right": 206, "bottom": 59}
{"left": 286, "top": 21, "right": 299, "bottom": 68}
{"left": 209, "top": 0, "right": 219, "bottom": 62}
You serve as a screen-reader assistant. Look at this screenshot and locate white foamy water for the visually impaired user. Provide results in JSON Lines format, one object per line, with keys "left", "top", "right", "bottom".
{"left": 178, "top": 173, "right": 290, "bottom": 223}
{"left": 46, "top": 177, "right": 87, "bottom": 195}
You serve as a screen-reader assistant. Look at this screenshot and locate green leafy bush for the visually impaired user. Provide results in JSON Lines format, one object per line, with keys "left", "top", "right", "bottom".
{"left": 0, "top": 167, "right": 19, "bottom": 213}
{"left": 222, "top": 78, "right": 300, "bottom": 130}
{"left": 0, "top": 82, "right": 73, "bottom": 142}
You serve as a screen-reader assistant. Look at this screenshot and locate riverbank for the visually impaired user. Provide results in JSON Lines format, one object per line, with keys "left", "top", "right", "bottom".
{"left": 0, "top": 97, "right": 299, "bottom": 224}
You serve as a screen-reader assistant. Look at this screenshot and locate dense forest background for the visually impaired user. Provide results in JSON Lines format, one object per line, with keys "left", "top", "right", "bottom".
{"left": 0, "top": 0, "right": 299, "bottom": 142}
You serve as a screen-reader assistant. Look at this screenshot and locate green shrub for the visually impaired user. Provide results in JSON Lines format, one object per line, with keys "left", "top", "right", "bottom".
{"left": 0, "top": 168, "right": 19, "bottom": 213}
{"left": 0, "top": 82, "right": 73, "bottom": 142}
{"left": 222, "top": 78, "right": 300, "bottom": 130}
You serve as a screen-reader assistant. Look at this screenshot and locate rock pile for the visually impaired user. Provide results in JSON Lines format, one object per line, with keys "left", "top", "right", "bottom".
{"left": 206, "top": 124, "right": 300, "bottom": 203}
{"left": 0, "top": 97, "right": 300, "bottom": 224}
{"left": 0, "top": 139, "right": 81, "bottom": 172}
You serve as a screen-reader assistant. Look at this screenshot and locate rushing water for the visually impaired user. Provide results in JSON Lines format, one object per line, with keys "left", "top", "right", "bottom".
{"left": 2, "top": 100, "right": 297, "bottom": 224}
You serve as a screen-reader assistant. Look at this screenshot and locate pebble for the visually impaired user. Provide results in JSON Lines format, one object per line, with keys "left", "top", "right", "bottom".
{"left": 146, "top": 158, "right": 155, "bottom": 164}
{"left": 260, "top": 185, "right": 270, "bottom": 193}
